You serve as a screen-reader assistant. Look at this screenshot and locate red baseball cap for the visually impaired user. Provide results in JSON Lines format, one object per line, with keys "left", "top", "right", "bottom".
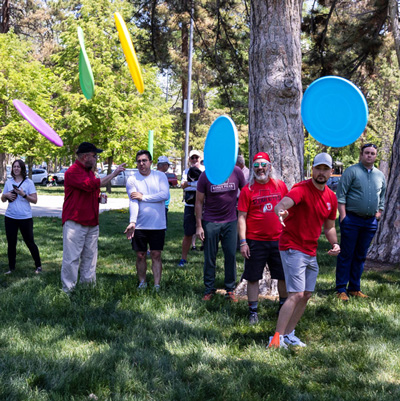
{"left": 253, "top": 152, "right": 271, "bottom": 163}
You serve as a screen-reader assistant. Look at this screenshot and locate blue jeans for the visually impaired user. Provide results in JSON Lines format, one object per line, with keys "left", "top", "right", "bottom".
{"left": 202, "top": 220, "right": 237, "bottom": 295}
{"left": 336, "top": 212, "right": 378, "bottom": 293}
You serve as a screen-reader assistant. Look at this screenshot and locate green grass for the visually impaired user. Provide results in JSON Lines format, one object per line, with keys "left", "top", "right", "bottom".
{"left": 0, "top": 188, "right": 399, "bottom": 400}
{"left": 34, "top": 186, "right": 130, "bottom": 198}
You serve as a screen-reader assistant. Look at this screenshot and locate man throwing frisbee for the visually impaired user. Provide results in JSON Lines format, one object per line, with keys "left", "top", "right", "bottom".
{"left": 269, "top": 153, "right": 340, "bottom": 348}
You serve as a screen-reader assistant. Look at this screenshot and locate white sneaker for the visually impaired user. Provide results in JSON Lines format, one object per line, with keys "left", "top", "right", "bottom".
{"left": 268, "top": 335, "right": 288, "bottom": 349}
{"left": 283, "top": 330, "right": 306, "bottom": 347}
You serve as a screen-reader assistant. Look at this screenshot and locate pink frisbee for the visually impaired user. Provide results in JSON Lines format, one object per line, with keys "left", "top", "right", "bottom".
{"left": 13, "top": 100, "right": 63, "bottom": 147}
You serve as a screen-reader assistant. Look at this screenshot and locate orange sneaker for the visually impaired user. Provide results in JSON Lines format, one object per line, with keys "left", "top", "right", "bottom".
{"left": 336, "top": 292, "right": 349, "bottom": 301}
{"left": 225, "top": 291, "right": 238, "bottom": 302}
{"left": 349, "top": 291, "right": 369, "bottom": 298}
{"left": 202, "top": 293, "right": 214, "bottom": 301}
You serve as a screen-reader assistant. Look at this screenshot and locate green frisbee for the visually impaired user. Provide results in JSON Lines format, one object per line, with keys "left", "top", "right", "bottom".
{"left": 78, "top": 27, "right": 95, "bottom": 100}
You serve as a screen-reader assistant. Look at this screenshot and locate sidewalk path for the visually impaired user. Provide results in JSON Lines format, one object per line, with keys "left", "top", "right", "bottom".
{"left": 0, "top": 195, "right": 128, "bottom": 218}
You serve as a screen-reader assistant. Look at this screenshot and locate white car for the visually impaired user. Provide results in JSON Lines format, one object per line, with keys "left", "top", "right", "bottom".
{"left": 99, "top": 168, "right": 137, "bottom": 186}
{"left": 31, "top": 168, "right": 48, "bottom": 185}
{"left": 53, "top": 167, "right": 69, "bottom": 184}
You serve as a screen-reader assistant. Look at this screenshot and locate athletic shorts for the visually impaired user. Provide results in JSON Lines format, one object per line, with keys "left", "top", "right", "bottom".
{"left": 279, "top": 249, "right": 319, "bottom": 292}
{"left": 243, "top": 239, "right": 285, "bottom": 282}
{"left": 132, "top": 229, "right": 165, "bottom": 252}
{"left": 183, "top": 206, "right": 196, "bottom": 236}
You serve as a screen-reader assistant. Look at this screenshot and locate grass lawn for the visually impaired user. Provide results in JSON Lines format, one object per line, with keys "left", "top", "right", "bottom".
{"left": 0, "top": 188, "right": 399, "bottom": 400}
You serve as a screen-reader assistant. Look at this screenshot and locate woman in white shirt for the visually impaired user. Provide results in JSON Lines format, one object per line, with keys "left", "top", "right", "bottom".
{"left": 1, "top": 160, "right": 42, "bottom": 274}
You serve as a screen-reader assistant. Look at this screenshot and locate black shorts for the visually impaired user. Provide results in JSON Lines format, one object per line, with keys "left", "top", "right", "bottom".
{"left": 243, "top": 239, "right": 285, "bottom": 282}
{"left": 132, "top": 229, "right": 166, "bottom": 252}
{"left": 183, "top": 206, "right": 196, "bottom": 236}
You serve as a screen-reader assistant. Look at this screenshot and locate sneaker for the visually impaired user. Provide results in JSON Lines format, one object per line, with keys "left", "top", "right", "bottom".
{"left": 249, "top": 312, "right": 259, "bottom": 325}
{"left": 191, "top": 246, "right": 198, "bottom": 251}
{"left": 283, "top": 330, "right": 306, "bottom": 347}
{"left": 202, "top": 293, "right": 214, "bottom": 301}
{"left": 177, "top": 259, "right": 187, "bottom": 267}
{"left": 268, "top": 334, "right": 288, "bottom": 349}
{"left": 153, "top": 285, "right": 160, "bottom": 292}
{"left": 336, "top": 291, "right": 349, "bottom": 301}
{"left": 35, "top": 267, "right": 42, "bottom": 274}
{"left": 349, "top": 290, "right": 369, "bottom": 298}
{"left": 4, "top": 270, "right": 12, "bottom": 275}
{"left": 225, "top": 291, "right": 238, "bottom": 303}
{"left": 137, "top": 281, "right": 147, "bottom": 290}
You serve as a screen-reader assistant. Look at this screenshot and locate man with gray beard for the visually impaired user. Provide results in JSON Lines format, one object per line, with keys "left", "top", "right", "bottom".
{"left": 237, "top": 152, "right": 288, "bottom": 324}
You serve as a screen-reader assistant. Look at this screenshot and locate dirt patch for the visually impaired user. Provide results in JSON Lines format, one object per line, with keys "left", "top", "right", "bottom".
{"left": 364, "top": 259, "right": 399, "bottom": 272}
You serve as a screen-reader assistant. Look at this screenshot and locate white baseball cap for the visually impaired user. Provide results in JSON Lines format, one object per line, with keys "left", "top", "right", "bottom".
{"left": 157, "top": 156, "right": 171, "bottom": 165}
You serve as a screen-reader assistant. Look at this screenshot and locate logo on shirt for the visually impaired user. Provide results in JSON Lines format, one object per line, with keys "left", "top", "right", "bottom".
{"left": 327, "top": 202, "right": 331, "bottom": 211}
{"left": 263, "top": 203, "right": 273, "bottom": 213}
{"left": 211, "top": 182, "right": 236, "bottom": 193}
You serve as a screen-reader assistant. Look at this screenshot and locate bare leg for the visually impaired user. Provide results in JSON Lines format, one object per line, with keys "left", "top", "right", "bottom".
{"left": 276, "top": 291, "right": 310, "bottom": 334}
{"left": 285, "top": 291, "right": 312, "bottom": 334}
{"left": 181, "top": 235, "right": 192, "bottom": 260}
{"left": 151, "top": 250, "right": 162, "bottom": 286}
{"left": 191, "top": 234, "right": 197, "bottom": 248}
{"left": 278, "top": 280, "right": 288, "bottom": 299}
{"left": 136, "top": 251, "right": 147, "bottom": 283}
{"left": 247, "top": 281, "right": 259, "bottom": 302}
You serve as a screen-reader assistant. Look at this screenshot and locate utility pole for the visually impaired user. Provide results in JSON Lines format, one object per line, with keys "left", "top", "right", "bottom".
{"left": 184, "top": 3, "right": 194, "bottom": 167}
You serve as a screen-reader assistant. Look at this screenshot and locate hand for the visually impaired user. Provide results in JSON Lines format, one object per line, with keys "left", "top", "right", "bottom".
{"left": 327, "top": 243, "right": 340, "bottom": 256}
{"left": 240, "top": 243, "right": 250, "bottom": 259}
{"left": 130, "top": 191, "right": 143, "bottom": 201}
{"left": 14, "top": 187, "right": 25, "bottom": 197}
{"left": 339, "top": 215, "right": 346, "bottom": 223}
{"left": 277, "top": 209, "right": 289, "bottom": 227}
{"left": 196, "top": 226, "right": 205, "bottom": 242}
{"left": 375, "top": 211, "right": 382, "bottom": 221}
{"left": 124, "top": 222, "right": 136, "bottom": 240}
{"left": 114, "top": 163, "right": 126, "bottom": 176}
{"left": 7, "top": 191, "right": 17, "bottom": 201}
{"left": 181, "top": 181, "right": 189, "bottom": 189}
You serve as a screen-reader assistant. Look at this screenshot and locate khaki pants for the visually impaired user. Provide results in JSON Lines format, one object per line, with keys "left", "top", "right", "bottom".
{"left": 61, "top": 220, "right": 99, "bottom": 293}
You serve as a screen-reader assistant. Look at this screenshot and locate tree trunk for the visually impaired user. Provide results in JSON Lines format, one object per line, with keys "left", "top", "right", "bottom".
{"left": 248, "top": 0, "right": 304, "bottom": 188}
{"left": 1, "top": 0, "right": 10, "bottom": 33}
{"left": 368, "top": 0, "right": 400, "bottom": 265}
{"left": 367, "top": 102, "right": 400, "bottom": 264}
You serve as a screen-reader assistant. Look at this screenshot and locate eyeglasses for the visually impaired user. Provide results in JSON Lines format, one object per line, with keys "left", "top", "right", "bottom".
{"left": 137, "top": 159, "right": 149, "bottom": 164}
{"left": 190, "top": 155, "right": 199, "bottom": 160}
{"left": 89, "top": 153, "right": 98, "bottom": 160}
{"left": 361, "top": 143, "right": 377, "bottom": 150}
{"left": 253, "top": 162, "right": 269, "bottom": 168}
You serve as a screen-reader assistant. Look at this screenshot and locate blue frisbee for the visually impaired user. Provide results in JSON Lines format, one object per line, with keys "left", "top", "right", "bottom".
{"left": 204, "top": 115, "right": 238, "bottom": 185}
{"left": 301, "top": 76, "right": 368, "bottom": 147}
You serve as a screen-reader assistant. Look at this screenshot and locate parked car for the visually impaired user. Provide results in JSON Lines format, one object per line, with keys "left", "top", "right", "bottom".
{"left": 327, "top": 175, "right": 341, "bottom": 192}
{"left": 99, "top": 168, "right": 137, "bottom": 186}
{"left": 166, "top": 173, "right": 179, "bottom": 187}
{"left": 52, "top": 167, "right": 69, "bottom": 184}
{"left": 31, "top": 169, "right": 48, "bottom": 185}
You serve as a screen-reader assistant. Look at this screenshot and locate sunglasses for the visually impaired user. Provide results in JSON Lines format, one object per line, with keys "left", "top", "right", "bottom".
{"left": 361, "top": 143, "right": 377, "bottom": 150}
{"left": 253, "top": 162, "right": 269, "bottom": 168}
{"left": 190, "top": 155, "right": 199, "bottom": 160}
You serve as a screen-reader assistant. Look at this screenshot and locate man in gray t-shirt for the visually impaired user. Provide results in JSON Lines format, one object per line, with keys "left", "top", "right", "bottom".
{"left": 195, "top": 166, "right": 246, "bottom": 301}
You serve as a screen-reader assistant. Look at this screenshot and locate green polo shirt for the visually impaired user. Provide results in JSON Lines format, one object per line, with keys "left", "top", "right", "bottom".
{"left": 336, "top": 162, "right": 386, "bottom": 217}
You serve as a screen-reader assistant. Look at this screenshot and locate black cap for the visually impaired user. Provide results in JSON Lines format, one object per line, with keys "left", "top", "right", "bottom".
{"left": 76, "top": 142, "right": 103, "bottom": 154}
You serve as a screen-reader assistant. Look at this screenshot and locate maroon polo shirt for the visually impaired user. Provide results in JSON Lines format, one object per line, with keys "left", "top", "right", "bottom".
{"left": 62, "top": 160, "right": 101, "bottom": 226}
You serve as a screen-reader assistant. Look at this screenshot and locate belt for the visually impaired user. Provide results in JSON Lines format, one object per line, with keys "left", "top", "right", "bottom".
{"left": 346, "top": 211, "right": 374, "bottom": 220}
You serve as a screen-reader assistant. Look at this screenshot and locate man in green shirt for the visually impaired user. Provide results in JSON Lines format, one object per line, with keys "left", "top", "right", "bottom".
{"left": 335, "top": 144, "right": 386, "bottom": 301}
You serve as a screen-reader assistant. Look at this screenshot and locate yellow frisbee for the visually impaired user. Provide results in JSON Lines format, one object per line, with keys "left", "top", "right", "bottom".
{"left": 114, "top": 12, "right": 144, "bottom": 94}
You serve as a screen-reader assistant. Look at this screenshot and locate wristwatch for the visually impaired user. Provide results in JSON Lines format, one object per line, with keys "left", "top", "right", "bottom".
{"left": 23, "top": 194, "right": 27, "bottom": 198}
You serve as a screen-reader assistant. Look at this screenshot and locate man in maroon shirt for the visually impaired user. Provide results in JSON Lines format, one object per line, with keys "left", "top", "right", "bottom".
{"left": 61, "top": 142, "right": 125, "bottom": 293}
{"left": 195, "top": 166, "right": 246, "bottom": 301}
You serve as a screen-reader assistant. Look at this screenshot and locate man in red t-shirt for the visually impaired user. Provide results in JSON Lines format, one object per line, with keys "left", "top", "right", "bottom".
{"left": 61, "top": 142, "right": 125, "bottom": 293}
{"left": 238, "top": 152, "right": 288, "bottom": 324}
{"left": 268, "top": 153, "right": 340, "bottom": 349}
